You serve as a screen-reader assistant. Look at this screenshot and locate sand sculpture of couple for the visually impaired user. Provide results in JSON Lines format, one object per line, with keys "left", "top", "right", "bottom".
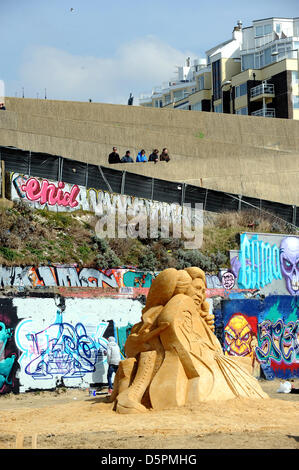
{"left": 109, "top": 267, "right": 267, "bottom": 413}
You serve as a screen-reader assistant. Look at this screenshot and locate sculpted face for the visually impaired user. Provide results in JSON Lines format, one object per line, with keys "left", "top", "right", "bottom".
{"left": 186, "top": 278, "right": 206, "bottom": 308}
{"left": 224, "top": 315, "right": 253, "bottom": 357}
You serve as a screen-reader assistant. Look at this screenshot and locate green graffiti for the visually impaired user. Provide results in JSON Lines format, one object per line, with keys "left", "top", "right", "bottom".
{"left": 116, "top": 323, "right": 134, "bottom": 358}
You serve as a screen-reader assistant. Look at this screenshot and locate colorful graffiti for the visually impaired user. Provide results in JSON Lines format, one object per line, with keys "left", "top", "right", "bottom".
{"left": 0, "top": 299, "right": 19, "bottom": 394}
{"left": 10, "top": 173, "right": 184, "bottom": 225}
{"left": 0, "top": 266, "right": 158, "bottom": 289}
{"left": 19, "top": 177, "right": 80, "bottom": 208}
{"left": 224, "top": 313, "right": 258, "bottom": 359}
{"left": 230, "top": 233, "right": 299, "bottom": 296}
{"left": 280, "top": 236, "right": 299, "bottom": 296}
{"left": 222, "top": 296, "right": 299, "bottom": 379}
{"left": 11, "top": 296, "right": 143, "bottom": 392}
{"left": 15, "top": 313, "right": 109, "bottom": 381}
{"left": 255, "top": 297, "right": 299, "bottom": 378}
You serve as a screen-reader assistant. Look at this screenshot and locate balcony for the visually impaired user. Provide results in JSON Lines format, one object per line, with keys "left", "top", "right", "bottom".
{"left": 251, "top": 107, "right": 276, "bottom": 117}
{"left": 250, "top": 83, "right": 275, "bottom": 102}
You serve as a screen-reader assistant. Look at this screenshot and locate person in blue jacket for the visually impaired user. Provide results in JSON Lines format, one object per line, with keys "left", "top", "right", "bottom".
{"left": 136, "top": 149, "right": 148, "bottom": 162}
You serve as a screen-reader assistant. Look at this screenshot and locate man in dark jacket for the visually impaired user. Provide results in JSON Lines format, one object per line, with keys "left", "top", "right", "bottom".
{"left": 121, "top": 150, "right": 133, "bottom": 163}
{"left": 108, "top": 147, "right": 121, "bottom": 164}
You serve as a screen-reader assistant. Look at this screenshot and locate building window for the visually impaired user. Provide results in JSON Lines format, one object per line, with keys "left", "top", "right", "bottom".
{"left": 275, "top": 23, "right": 281, "bottom": 34}
{"left": 235, "top": 83, "right": 247, "bottom": 98}
{"left": 214, "top": 103, "right": 222, "bottom": 113}
{"left": 191, "top": 101, "right": 202, "bottom": 111}
{"left": 255, "top": 25, "right": 264, "bottom": 37}
{"left": 212, "top": 60, "right": 221, "bottom": 101}
{"left": 292, "top": 71, "right": 299, "bottom": 85}
{"left": 242, "top": 53, "right": 254, "bottom": 71}
{"left": 264, "top": 47, "right": 272, "bottom": 66}
{"left": 164, "top": 94, "right": 171, "bottom": 105}
{"left": 173, "top": 90, "right": 183, "bottom": 102}
{"left": 235, "top": 106, "right": 248, "bottom": 115}
{"left": 293, "top": 95, "right": 299, "bottom": 109}
{"left": 198, "top": 75, "right": 204, "bottom": 90}
{"left": 264, "top": 24, "right": 272, "bottom": 35}
{"left": 255, "top": 24, "right": 272, "bottom": 37}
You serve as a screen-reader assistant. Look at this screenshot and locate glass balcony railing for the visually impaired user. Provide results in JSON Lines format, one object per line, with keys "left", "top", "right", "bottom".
{"left": 250, "top": 83, "right": 275, "bottom": 99}
{"left": 251, "top": 107, "right": 276, "bottom": 117}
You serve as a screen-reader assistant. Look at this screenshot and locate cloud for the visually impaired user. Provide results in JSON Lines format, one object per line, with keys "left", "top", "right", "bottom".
{"left": 19, "top": 37, "right": 194, "bottom": 104}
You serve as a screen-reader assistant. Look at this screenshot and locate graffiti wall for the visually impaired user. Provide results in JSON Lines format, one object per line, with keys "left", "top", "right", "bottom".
{"left": 0, "top": 265, "right": 257, "bottom": 301}
{"left": 10, "top": 296, "right": 143, "bottom": 393}
{"left": 222, "top": 296, "right": 299, "bottom": 379}
{"left": 10, "top": 173, "right": 184, "bottom": 224}
{"left": 0, "top": 299, "right": 19, "bottom": 394}
{"left": 0, "top": 266, "right": 157, "bottom": 290}
{"left": 230, "top": 232, "right": 299, "bottom": 296}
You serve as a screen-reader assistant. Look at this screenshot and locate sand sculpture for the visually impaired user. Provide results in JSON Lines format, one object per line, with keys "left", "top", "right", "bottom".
{"left": 109, "top": 267, "right": 268, "bottom": 413}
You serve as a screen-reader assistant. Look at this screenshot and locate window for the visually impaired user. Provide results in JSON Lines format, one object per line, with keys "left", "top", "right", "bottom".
{"left": 198, "top": 75, "right": 205, "bottom": 90}
{"left": 173, "top": 90, "right": 183, "bottom": 102}
{"left": 214, "top": 103, "right": 222, "bottom": 113}
{"left": 255, "top": 24, "right": 272, "bottom": 37}
{"left": 293, "top": 95, "right": 299, "bottom": 109}
{"left": 255, "top": 25, "right": 263, "bottom": 37}
{"left": 264, "top": 24, "right": 272, "bottom": 35}
{"left": 275, "top": 23, "right": 281, "bottom": 34}
{"left": 242, "top": 53, "right": 254, "bottom": 71}
{"left": 212, "top": 59, "right": 221, "bottom": 100}
{"left": 164, "top": 94, "right": 171, "bottom": 105}
{"left": 191, "top": 101, "right": 202, "bottom": 111}
{"left": 235, "top": 83, "right": 247, "bottom": 98}
{"left": 236, "top": 107, "right": 248, "bottom": 115}
{"left": 292, "top": 71, "right": 299, "bottom": 85}
{"left": 264, "top": 47, "right": 272, "bottom": 66}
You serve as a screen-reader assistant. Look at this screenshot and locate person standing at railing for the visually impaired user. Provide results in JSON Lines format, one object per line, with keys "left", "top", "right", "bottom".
{"left": 108, "top": 147, "right": 121, "bottom": 164}
{"left": 136, "top": 149, "right": 148, "bottom": 162}
{"left": 149, "top": 149, "right": 159, "bottom": 163}
{"left": 160, "top": 148, "right": 171, "bottom": 162}
{"left": 121, "top": 150, "right": 134, "bottom": 163}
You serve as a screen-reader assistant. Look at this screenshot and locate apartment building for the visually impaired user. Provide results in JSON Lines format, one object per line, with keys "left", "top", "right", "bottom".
{"left": 139, "top": 17, "right": 299, "bottom": 119}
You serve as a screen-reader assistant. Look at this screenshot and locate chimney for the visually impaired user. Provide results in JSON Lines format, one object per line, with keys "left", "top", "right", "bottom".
{"left": 232, "top": 20, "right": 243, "bottom": 40}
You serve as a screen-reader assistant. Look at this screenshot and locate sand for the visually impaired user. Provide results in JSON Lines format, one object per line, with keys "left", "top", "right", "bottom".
{"left": 0, "top": 379, "right": 298, "bottom": 449}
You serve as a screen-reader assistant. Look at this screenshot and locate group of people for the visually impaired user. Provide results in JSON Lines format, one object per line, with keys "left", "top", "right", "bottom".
{"left": 108, "top": 146, "right": 170, "bottom": 164}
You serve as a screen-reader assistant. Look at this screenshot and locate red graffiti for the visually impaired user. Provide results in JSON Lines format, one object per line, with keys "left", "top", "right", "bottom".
{"left": 21, "top": 178, "right": 80, "bottom": 208}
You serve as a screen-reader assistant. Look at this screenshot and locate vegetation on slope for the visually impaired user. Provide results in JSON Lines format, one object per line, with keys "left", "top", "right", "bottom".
{"left": 0, "top": 200, "right": 297, "bottom": 272}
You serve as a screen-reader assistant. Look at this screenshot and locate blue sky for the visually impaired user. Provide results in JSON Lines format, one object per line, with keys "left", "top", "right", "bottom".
{"left": 1, "top": 0, "right": 298, "bottom": 104}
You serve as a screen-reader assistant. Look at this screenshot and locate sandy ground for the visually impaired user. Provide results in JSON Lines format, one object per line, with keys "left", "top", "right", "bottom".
{"left": 0, "top": 379, "right": 298, "bottom": 449}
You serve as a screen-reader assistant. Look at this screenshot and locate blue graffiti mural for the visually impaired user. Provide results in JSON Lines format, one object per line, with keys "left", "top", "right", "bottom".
{"left": 237, "top": 233, "right": 282, "bottom": 290}
{"left": 15, "top": 309, "right": 110, "bottom": 380}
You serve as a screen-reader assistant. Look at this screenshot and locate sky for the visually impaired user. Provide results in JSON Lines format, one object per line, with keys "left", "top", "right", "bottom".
{"left": 1, "top": 0, "right": 298, "bottom": 105}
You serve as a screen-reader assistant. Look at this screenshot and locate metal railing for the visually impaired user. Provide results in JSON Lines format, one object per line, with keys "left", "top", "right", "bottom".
{"left": 250, "top": 83, "right": 275, "bottom": 99}
{"left": 251, "top": 107, "right": 276, "bottom": 117}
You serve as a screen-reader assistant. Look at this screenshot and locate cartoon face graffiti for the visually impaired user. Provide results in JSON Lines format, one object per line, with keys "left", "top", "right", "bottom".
{"left": 280, "top": 237, "right": 299, "bottom": 295}
{"left": 224, "top": 314, "right": 255, "bottom": 357}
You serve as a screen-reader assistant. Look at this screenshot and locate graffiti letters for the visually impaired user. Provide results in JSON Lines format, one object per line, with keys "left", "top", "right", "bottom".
{"left": 256, "top": 319, "right": 299, "bottom": 367}
{"left": 19, "top": 177, "right": 80, "bottom": 208}
{"left": 15, "top": 313, "right": 110, "bottom": 380}
{"left": 236, "top": 233, "right": 282, "bottom": 290}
